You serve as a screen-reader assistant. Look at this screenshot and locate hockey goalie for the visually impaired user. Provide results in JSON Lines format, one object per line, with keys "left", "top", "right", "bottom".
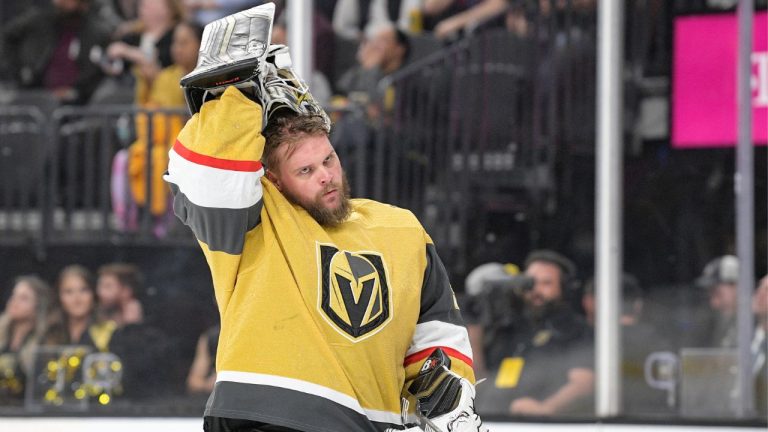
{"left": 166, "top": 3, "right": 488, "bottom": 431}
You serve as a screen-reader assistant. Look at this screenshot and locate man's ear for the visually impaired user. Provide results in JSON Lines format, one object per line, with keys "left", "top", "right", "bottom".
{"left": 265, "top": 170, "right": 281, "bottom": 190}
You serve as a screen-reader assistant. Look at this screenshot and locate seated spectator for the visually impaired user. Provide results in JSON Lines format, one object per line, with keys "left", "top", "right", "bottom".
{"left": 462, "top": 261, "right": 523, "bottom": 378}
{"left": 44, "top": 265, "right": 116, "bottom": 352}
{"left": 94, "top": 263, "right": 173, "bottom": 399}
{"left": 335, "top": 22, "right": 410, "bottom": 117}
{"left": 119, "top": 20, "right": 202, "bottom": 236}
{"left": 0, "top": 0, "right": 113, "bottom": 104}
{"left": 0, "top": 275, "right": 50, "bottom": 400}
{"left": 96, "top": 263, "right": 144, "bottom": 327}
{"left": 101, "top": 0, "right": 184, "bottom": 90}
{"left": 186, "top": 323, "right": 220, "bottom": 395}
{"left": 332, "top": 0, "right": 425, "bottom": 39}
{"left": 693, "top": 255, "right": 739, "bottom": 348}
{"left": 472, "top": 250, "right": 594, "bottom": 416}
{"left": 41, "top": 265, "right": 121, "bottom": 405}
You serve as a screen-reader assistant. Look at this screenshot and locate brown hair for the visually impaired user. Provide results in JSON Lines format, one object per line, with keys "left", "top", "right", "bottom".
{"left": 262, "top": 113, "right": 331, "bottom": 173}
{"left": 97, "top": 263, "right": 143, "bottom": 298}
{"left": 45, "top": 265, "right": 97, "bottom": 345}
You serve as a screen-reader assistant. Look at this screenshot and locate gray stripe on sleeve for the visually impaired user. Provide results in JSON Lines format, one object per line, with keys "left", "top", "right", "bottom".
{"left": 169, "top": 182, "right": 262, "bottom": 255}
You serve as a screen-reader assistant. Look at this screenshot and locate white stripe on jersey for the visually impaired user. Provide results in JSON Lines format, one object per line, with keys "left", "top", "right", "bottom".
{"left": 216, "top": 370, "right": 403, "bottom": 425}
{"left": 406, "top": 320, "right": 474, "bottom": 361}
{"left": 164, "top": 148, "right": 264, "bottom": 209}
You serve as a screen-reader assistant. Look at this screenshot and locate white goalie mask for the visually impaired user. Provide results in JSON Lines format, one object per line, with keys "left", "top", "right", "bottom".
{"left": 262, "top": 45, "right": 331, "bottom": 132}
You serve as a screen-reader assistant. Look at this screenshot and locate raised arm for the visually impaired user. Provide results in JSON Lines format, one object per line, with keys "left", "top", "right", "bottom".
{"left": 164, "top": 87, "right": 266, "bottom": 313}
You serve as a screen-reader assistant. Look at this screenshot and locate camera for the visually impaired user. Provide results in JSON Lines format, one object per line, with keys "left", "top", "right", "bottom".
{"left": 476, "top": 275, "right": 534, "bottom": 327}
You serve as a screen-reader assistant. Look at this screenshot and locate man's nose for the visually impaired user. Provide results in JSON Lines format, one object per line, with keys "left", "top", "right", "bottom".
{"left": 319, "top": 167, "right": 333, "bottom": 185}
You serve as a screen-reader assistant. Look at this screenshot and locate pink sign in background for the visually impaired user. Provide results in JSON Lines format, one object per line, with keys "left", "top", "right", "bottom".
{"left": 672, "top": 11, "right": 767, "bottom": 148}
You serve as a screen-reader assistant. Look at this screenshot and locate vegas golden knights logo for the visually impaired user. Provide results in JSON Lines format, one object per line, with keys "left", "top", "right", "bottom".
{"left": 318, "top": 244, "right": 391, "bottom": 341}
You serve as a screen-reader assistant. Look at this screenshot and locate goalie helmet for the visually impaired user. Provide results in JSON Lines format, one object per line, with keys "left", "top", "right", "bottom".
{"left": 262, "top": 44, "right": 331, "bottom": 132}
{"left": 180, "top": 3, "right": 275, "bottom": 114}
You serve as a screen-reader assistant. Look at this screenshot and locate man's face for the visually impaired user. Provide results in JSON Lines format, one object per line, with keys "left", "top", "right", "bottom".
{"left": 524, "top": 261, "right": 563, "bottom": 311}
{"left": 269, "top": 134, "right": 350, "bottom": 226}
{"left": 60, "top": 273, "right": 94, "bottom": 320}
{"left": 375, "top": 29, "right": 405, "bottom": 70}
{"left": 708, "top": 282, "right": 738, "bottom": 318}
{"left": 6, "top": 281, "right": 37, "bottom": 322}
{"left": 97, "top": 274, "right": 122, "bottom": 308}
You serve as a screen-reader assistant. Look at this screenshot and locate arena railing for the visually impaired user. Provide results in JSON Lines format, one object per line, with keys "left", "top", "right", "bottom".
{"left": 0, "top": 103, "right": 362, "bottom": 257}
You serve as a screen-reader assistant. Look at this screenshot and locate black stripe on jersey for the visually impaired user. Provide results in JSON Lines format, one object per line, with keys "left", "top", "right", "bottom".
{"left": 169, "top": 182, "right": 262, "bottom": 255}
{"left": 418, "top": 244, "right": 465, "bottom": 326}
{"left": 206, "top": 381, "right": 397, "bottom": 432}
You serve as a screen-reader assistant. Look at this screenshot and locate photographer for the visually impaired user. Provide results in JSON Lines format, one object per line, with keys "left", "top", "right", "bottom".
{"left": 468, "top": 250, "right": 594, "bottom": 417}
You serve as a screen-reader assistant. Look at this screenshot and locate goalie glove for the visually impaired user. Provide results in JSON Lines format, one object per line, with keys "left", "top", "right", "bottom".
{"left": 178, "top": 2, "right": 330, "bottom": 133}
{"left": 180, "top": 3, "right": 275, "bottom": 114}
{"left": 398, "top": 348, "right": 488, "bottom": 432}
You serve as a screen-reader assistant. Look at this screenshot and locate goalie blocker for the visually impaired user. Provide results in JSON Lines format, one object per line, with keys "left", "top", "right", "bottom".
{"left": 389, "top": 349, "right": 488, "bottom": 432}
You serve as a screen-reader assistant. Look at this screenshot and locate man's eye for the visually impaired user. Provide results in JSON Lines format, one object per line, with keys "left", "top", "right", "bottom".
{"left": 299, "top": 167, "right": 311, "bottom": 175}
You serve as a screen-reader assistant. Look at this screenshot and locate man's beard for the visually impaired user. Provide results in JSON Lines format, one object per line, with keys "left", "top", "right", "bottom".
{"left": 283, "top": 173, "right": 352, "bottom": 227}
{"left": 524, "top": 293, "right": 559, "bottom": 322}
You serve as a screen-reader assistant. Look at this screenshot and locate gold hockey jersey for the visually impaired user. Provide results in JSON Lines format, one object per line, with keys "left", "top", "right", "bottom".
{"left": 165, "top": 87, "right": 474, "bottom": 431}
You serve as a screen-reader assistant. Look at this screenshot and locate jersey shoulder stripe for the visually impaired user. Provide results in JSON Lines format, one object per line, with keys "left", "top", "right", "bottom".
{"left": 172, "top": 139, "right": 263, "bottom": 172}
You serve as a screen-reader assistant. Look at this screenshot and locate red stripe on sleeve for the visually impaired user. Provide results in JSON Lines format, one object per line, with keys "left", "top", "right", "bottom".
{"left": 173, "top": 139, "right": 263, "bottom": 172}
{"left": 404, "top": 347, "right": 473, "bottom": 369}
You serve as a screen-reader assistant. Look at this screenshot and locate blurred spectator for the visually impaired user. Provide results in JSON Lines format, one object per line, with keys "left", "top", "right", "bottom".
{"left": 335, "top": 22, "right": 410, "bottom": 116}
{"left": 582, "top": 274, "right": 674, "bottom": 414}
{"left": 332, "top": 0, "right": 422, "bottom": 40}
{"left": 100, "top": 0, "right": 184, "bottom": 91}
{"left": 753, "top": 275, "right": 768, "bottom": 416}
{"left": 695, "top": 255, "right": 739, "bottom": 348}
{"left": 462, "top": 261, "right": 522, "bottom": 378}
{"left": 89, "top": 0, "right": 138, "bottom": 36}
{"left": 119, "top": 20, "right": 202, "bottom": 236}
{"left": 44, "top": 265, "right": 116, "bottom": 352}
{"left": 186, "top": 323, "right": 219, "bottom": 395}
{"left": 96, "top": 263, "right": 144, "bottom": 327}
{"left": 0, "top": 0, "right": 113, "bottom": 104}
{"left": 0, "top": 275, "right": 50, "bottom": 400}
{"left": 472, "top": 250, "right": 594, "bottom": 416}
{"left": 95, "top": 263, "right": 174, "bottom": 399}
{"left": 183, "top": 0, "right": 263, "bottom": 25}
